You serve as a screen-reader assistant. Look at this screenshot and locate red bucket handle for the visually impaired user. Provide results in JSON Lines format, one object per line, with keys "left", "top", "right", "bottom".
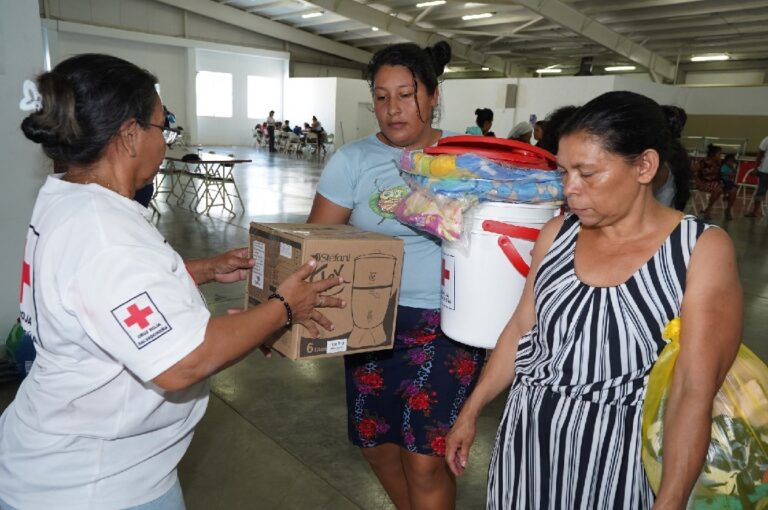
{"left": 481, "top": 220, "right": 541, "bottom": 241}
{"left": 482, "top": 220, "right": 541, "bottom": 277}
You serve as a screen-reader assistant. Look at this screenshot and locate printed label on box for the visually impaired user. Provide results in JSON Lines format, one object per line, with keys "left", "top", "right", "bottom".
{"left": 251, "top": 240, "right": 265, "bottom": 289}
{"left": 326, "top": 338, "right": 348, "bottom": 354}
{"left": 279, "top": 242, "right": 293, "bottom": 259}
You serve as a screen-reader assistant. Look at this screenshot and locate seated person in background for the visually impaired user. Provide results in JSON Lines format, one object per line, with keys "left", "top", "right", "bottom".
{"left": 533, "top": 120, "right": 547, "bottom": 145}
{"left": 282, "top": 120, "right": 292, "bottom": 133}
{"left": 720, "top": 153, "right": 738, "bottom": 191}
{"left": 507, "top": 121, "right": 533, "bottom": 144}
{"left": 466, "top": 108, "right": 495, "bottom": 136}
{"left": 293, "top": 124, "right": 303, "bottom": 136}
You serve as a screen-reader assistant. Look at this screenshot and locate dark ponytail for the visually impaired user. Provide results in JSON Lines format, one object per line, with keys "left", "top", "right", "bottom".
{"left": 667, "top": 139, "right": 691, "bottom": 211}
{"left": 366, "top": 40, "right": 451, "bottom": 96}
{"left": 21, "top": 53, "right": 158, "bottom": 166}
{"left": 475, "top": 108, "right": 493, "bottom": 128}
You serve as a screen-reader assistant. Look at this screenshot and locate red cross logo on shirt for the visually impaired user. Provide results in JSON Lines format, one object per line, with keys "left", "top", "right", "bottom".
{"left": 20, "top": 260, "right": 31, "bottom": 302}
{"left": 124, "top": 304, "right": 153, "bottom": 329}
{"left": 441, "top": 259, "right": 451, "bottom": 284}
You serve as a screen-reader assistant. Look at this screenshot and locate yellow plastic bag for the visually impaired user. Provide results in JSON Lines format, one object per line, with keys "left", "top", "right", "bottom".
{"left": 642, "top": 318, "right": 768, "bottom": 509}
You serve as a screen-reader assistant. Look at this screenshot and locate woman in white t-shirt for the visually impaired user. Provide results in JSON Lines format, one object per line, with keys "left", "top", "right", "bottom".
{"left": 0, "top": 53, "right": 343, "bottom": 510}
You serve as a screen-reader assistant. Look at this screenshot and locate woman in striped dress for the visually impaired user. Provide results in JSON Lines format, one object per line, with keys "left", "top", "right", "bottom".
{"left": 445, "top": 91, "right": 743, "bottom": 509}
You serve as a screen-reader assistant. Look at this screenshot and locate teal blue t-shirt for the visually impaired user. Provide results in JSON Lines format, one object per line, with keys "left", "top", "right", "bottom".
{"left": 315, "top": 134, "right": 442, "bottom": 309}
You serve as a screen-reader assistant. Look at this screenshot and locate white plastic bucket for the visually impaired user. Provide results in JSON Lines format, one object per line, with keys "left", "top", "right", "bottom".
{"left": 441, "top": 202, "right": 560, "bottom": 349}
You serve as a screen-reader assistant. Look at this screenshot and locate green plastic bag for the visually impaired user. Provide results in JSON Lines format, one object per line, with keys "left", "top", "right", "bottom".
{"left": 642, "top": 318, "right": 768, "bottom": 509}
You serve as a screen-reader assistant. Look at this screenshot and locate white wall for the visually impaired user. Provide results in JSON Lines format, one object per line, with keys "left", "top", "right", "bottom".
{"left": 196, "top": 48, "right": 287, "bottom": 146}
{"left": 686, "top": 70, "right": 767, "bottom": 87}
{"left": 293, "top": 63, "right": 362, "bottom": 79}
{"left": 683, "top": 86, "right": 768, "bottom": 116}
{"left": 613, "top": 76, "right": 689, "bottom": 108}
{"left": 0, "top": 0, "right": 47, "bottom": 330}
{"left": 51, "top": 30, "right": 189, "bottom": 129}
{"left": 335, "top": 78, "right": 375, "bottom": 146}
{"left": 45, "top": 21, "right": 290, "bottom": 147}
{"left": 284, "top": 77, "right": 337, "bottom": 144}
{"left": 516, "top": 75, "right": 617, "bottom": 127}
{"left": 437, "top": 78, "right": 519, "bottom": 137}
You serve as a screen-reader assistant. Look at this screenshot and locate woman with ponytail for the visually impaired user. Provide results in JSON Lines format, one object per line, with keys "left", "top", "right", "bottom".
{"left": 309, "top": 41, "right": 485, "bottom": 509}
{"left": 466, "top": 107, "right": 495, "bottom": 136}
{"left": 1, "top": 54, "right": 342, "bottom": 509}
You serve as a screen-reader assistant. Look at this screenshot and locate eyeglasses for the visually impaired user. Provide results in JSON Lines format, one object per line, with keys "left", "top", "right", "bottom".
{"left": 146, "top": 123, "right": 181, "bottom": 145}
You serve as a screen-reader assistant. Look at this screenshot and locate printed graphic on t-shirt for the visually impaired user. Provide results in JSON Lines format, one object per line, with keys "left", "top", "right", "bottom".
{"left": 368, "top": 181, "right": 409, "bottom": 223}
{"left": 112, "top": 292, "right": 172, "bottom": 349}
{"left": 19, "top": 225, "right": 43, "bottom": 348}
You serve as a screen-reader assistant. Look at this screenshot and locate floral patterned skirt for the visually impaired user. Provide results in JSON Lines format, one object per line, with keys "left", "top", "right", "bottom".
{"left": 344, "top": 306, "right": 485, "bottom": 456}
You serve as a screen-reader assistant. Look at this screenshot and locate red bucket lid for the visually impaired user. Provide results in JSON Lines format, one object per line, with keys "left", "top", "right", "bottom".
{"left": 424, "top": 135, "right": 557, "bottom": 170}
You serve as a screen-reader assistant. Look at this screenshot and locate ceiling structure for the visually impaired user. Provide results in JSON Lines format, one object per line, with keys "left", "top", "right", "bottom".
{"left": 192, "top": 0, "right": 768, "bottom": 82}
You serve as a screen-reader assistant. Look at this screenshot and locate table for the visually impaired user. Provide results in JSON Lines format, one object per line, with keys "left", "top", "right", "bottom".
{"left": 157, "top": 153, "right": 251, "bottom": 215}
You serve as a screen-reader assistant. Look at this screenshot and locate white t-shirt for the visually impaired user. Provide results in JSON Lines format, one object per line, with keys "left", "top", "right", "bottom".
{"left": 0, "top": 176, "right": 210, "bottom": 509}
{"left": 758, "top": 136, "right": 768, "bottom": 173}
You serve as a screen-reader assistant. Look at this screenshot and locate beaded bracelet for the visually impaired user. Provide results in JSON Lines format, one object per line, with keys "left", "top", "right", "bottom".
{"left": 268, "top": 292, "right": 293, "bottom": 328}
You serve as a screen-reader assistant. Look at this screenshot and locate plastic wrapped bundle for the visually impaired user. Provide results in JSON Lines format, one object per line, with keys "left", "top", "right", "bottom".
{"left": 642, "top": 318, "right": 768, "bottom": 509}
{"left": 392, "top": 151, "right": 563, "bottom": 240}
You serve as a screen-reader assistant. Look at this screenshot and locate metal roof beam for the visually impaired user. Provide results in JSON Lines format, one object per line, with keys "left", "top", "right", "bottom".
{"left": 306, "top": 0, "right": 525, "bottom": 76}
{"left": 591, "top": 0, "right": 768, "bottom": 24}
{"left": 152, "top": 0, "right": 371, "bottom": 63}
{"left": 511, "top": 0, "right": 676, "bottom": 81}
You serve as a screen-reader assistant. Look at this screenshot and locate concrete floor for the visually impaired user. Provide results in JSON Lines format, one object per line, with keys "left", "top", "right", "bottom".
{"left": 1, "top": 145, "right": 766, "bottom": 509}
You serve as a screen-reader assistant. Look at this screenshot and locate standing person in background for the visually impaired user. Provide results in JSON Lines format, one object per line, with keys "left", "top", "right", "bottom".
{"left": 720, "top": 153, "right": 738, "bottom": 193}
{"left": 0, "top": 53, "right": 344, "bottom": 510}
{"left": 308, "top": 41, "right": 485, "bottom": 510}
{"left": 310, "top": 115, "right": 323, "bottom": 133}
{"left": 507, "top": 121, "right": 533, "bottom": 144}
{"left": 746, "top": 134, "right": 768, "bottom": 218}
{"left": 465, "top": 108, "right": 495, "bottom": 136}
{"left": 266, "top": 110, "right": 276, "bottom": 153}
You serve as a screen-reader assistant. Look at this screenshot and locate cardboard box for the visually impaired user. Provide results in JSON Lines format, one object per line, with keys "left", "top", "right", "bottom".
{"left": 246, "top": 223, "right": 404, "bottom": 360}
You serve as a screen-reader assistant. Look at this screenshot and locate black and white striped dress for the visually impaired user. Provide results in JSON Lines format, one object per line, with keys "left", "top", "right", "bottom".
{"left": 488, "top": 214, "right": 709, "bottom": 509}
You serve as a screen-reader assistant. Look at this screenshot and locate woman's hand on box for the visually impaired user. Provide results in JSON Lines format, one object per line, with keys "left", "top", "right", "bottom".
{"left": 186, "top": 247, "right": 254, "bottom": 285}
{"left": 277, "top": 259, "right": 346, "bottom": 337}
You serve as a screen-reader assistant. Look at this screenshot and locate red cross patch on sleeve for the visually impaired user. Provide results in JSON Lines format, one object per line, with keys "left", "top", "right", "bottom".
{"left": 111, "top": 292, "right": 172, "bottom": 349}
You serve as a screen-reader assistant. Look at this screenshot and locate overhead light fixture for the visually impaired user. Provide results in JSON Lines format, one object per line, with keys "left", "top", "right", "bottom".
{"left": 690, "top": 53, "right": 729, "bottom": 62}
{"left": 462, "top": 12, "right": 493, "bottom": 20}
{"left": 536, "top": 67, "right": 562, "bottom": 74}
{"left": 481, "top": 67, "right": 490, "bottom": 71}
{"left": 371, "top": 26, "right": 379, "bottom": 31}
{"left": 301, "top": 11, "right": 323, "bottom": 19}
{"left": 416, "top": 0, "right": 446, "bottom": 7}
{"left": 605, "top": 65, "right": 636, "bottom": 72}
